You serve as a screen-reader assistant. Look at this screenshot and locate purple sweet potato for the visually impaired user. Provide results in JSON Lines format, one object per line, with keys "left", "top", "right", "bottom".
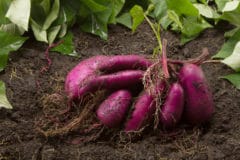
{"left": 96, "top": 90, "right": 132, "bottom": 128}
{"left": 65, "top": 56, "right": 107, "bottom": 99}
{"left": 159, "top": 83, "right": 184, "bottom": 129}
{"left": 125, "top": 81, "right": 165, "bottom": 132}
{"left": 73, "top": 70, "right": 144, "bottom": 99}
{"left": 100, "top": 55, "right": 152, "bottom": 73}
{"left": 124, "top": 92, "right": 155, "bottom": 132}
{"left": 65, "top": 55, "right": 151, "bottom": 99}
{"left": 179, "top": 63, "right": 214, "bottom": 125}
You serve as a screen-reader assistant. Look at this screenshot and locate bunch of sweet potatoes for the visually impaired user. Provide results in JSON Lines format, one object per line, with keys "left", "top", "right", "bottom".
{"left": 65, "top": 46, "right": 214, "bottom": 132}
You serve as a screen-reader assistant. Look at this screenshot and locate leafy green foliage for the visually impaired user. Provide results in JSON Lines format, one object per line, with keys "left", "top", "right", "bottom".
{"left": 130, "top": 5, "right": 144, "bottom": 32}
{"left": 220, "top": 1, "right": 240, "bottom": 26}
{"left": 0, "top": 81, "right": 12, "bottom": 109}
{"left": 5, "top": 0, "right": 31, "bottom": 31}
{"left": 193, "top": 3, "right": 220, "bottom": 18}
{"left": 0, "top": 0, "right": 11, "bottom": 25}
{"left": 79, "top": 0, "right": 125, "bottom": 40}
{"left": 116, "top": 13, "right": 132, "bottom": 29}
{"left": 166, "top": 0, "right": 198, "bottom": 16}
{"left": 215, "top": 0, "right": 229, "bottom": 11}
{"left": 51, "top": 31, "right": 76, "bottom": 56}
{"left": 0, "top": 31, "right": 28, "bottom": 72}
{"left": 42, "top": 0, "right": 60, "bottom": 30}
{"left": 214, "top": 29, "right": 240, "bottom": 59}
{"left": 222, "top": 41, "right": 240, "bottom": 72}
{"left": 151, "top": 0, "right": 167, "bottom": 20}
{"left": 222, "top": 73, "right": 240, "bottom": 89}
{"left": 181, "top": 16, "right": 212, "bottom": 44}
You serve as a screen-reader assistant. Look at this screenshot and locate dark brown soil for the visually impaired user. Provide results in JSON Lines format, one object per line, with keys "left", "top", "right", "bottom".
{"left": 0, "top": 22, "right": 240, "bottom": 160}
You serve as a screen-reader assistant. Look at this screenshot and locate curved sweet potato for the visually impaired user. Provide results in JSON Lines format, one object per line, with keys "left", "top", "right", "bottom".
{"left": 159, "top": 83, "right": 184, "bottom": 129}
{"left": 124, "top": 92, "right": 155, "bottom": 132}
{"left": 65, "top": 55, "right": 151, "bottom": 99}
{"left": 100, "top": 55, "right": 152, "bottom": 73}
{"left": 96, "top": 90, "right": 132, "bottom": 128}
{"left": 65, "top": 56, "right": 107, "bottom": 99}
{"left": 74, "top": 70, "right": 144, "bottom": 99}
{"left": 125, "top": 81, "right": 165, "bottom": 132}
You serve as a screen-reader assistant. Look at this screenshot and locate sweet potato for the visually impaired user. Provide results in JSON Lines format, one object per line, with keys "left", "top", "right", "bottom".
{"left": 96, "top": 90, "right": 132, "bottom": 128}
{"left": 65, "top": 55, "right": 151, "bottom": 99}
{"left": 73, "top": 70, "right": 144, "bottom": 99}
{"left": 179, "top": 63, "right": 214, "bottom": 125}
{"left": 100, "top": 55, "right": 152, "bottom": 73}
{"left": 125, "top": 81, "right": 165, "bottom": 132}
{"left": 65, "top": 56, "right": 107, "bottom": 99}
{"left": 159, "top": 83, "right": 184, "bottom": 129}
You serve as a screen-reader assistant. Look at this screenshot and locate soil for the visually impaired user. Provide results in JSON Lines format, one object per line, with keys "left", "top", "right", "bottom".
{"left": 0, "top": 22, "right": 240, "bottom": 160}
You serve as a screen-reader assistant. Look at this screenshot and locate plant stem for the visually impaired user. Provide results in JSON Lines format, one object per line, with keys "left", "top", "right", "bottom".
{"left": 167, "top": 48, "right": 211, "bottom": 65}
{"left": 144, "top": 14, "right": 162, "bottom": 54}
{"left": 202, "top": 60, "right": 221, "bottom": 64}
{"left": 162, "top": 39, "right": 170, "bottom": 78}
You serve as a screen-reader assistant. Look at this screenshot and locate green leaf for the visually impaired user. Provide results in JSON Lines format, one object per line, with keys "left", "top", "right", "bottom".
{"left": 58, "top": 23, "right": 68, "bottom": 38}
{"left": 150, "top": 0, "right": 167, "bottom": 20}
{"left": 198, "top": 0, "right": 207, "bottom": 4}
{"left": 0, "top": 81, "right": 12, "bottom": 109}
{"left": 80, "top": 0, "right": 107, "bottom": 12}
{"left": 215, "top": 0, "right": 229, "bottom": 11}
{"left": 130, "top": 5, "right": 144, "bottom": 32}
{"left": 222, "top": 73, "right": 240, "bottom": 89}
{"left": 0, "top": 0, "right": 11, "bottom": 25}
{"left": 80, "top": 12, "right": 109, "bottom": 40}
{"left": 166, "top": 0, "right": 199, "bottom": 16}
{"left": 40, "top": 0, "right": 51, "bottom": 14}
{"left": 214, "top": 28, "right": 240, "bottom": 58}
{"left": 224, "top": 27, "right": 240, "bottom": 38}
{"left": 193, "top": 3, "right": 220, "bottom": 19}
{"left": 0, "top": 23, "right": 25, "bottom": 35}
{"left": 181, "top": 35, "right": 197, "bottom": 44}
{"left": 167, "top": 10, "right": 183, "bottom": 30}
{"left": 222, "top": 41, "right": 240, "bottom": 72}
{"left": 50, "top": 31, "right": 75, "bottom": 56}
{"left": 59, "top": 3, "right": 78, "bottom": 26}
{"left": 222, "top": 1, "right": 239, "bottom": 12}
{"left": 79, "top": 0, "right": 118, "bottom": 40}
{"left": 221, "top": 1, "right": 240, "bottom": 26}
{"left": 0, "top": 50, "right": 9, "bottom": 72}
{"left": 181, "top": 16, "right": 212, "bottom": 44}
{"left": 30, "top": 19, "right": 48, "bottom": 43}
{"left": 48, "top": 25, "right": 61, "bottom": 44}
{"left": 160, "top": 14, "right": 173, "bottom": 30}
{"left": 43, "top": 0, "right": 60, "bottom": 30}
{"left": 31, "top": 1, "right": 48, "bottom": 25}
{"left": 116, "top": 12, "right": 132, "bottom": 29}
{"left": 190, "top": 0, "right": 197, "bottom": 2}
{"left": 6, "top": 0, "right": 31, "bottom": 31}
{"left": 0, "top": 31, "right": 27, "bottom": 71}
{"left": 108, "top": 0, "right": 125, "bottom": 24}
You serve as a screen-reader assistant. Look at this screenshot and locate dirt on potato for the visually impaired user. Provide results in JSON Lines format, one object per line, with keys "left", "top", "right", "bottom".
{"left": 0, "top": 22, "right": 240, "bottom": 160}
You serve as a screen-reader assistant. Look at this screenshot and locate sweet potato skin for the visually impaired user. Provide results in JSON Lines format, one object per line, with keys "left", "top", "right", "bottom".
{"left": 74, "top": 70, "right": 144, "bottom": 99}
{"left": 65, "top": 56, "right": 107, "bottom": 99}
{"left": 100, "top": 55, "right": 152, "bottom": 72}
{"left": 179, "top": 64, "right": 214, "bottom": 125}
{"left": 159, "top": 83, "right": 184, "bottom": 129}
{"left": 124, "top": 81, "right": 165, "bottom": 132}
{"left": 124, "top": 92, "right": 155, "bottom": 132}
{"left": 65, "top": 55, "right": 151, "bottom": 99}
{"left": 96, "top": 90, "right": 132, "bottom": 128}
